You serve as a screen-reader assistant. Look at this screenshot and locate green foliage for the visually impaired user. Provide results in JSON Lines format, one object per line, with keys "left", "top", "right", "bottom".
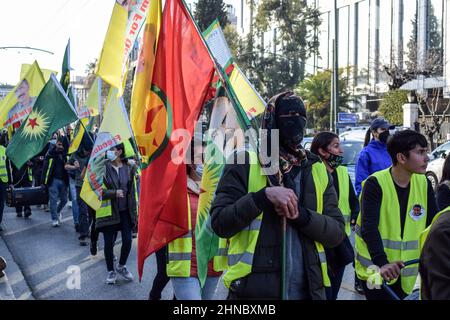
{"left": 235, "top": 0, "right": 321, "bottom": 98}
{"left": 295, "top": 68, "right": 351, "bottom": 131}
{"left": 378, "top": 90, "right": 408, "bottom": 125}
{"left": 194, "top": 0, "right": 229, "bottom": 31}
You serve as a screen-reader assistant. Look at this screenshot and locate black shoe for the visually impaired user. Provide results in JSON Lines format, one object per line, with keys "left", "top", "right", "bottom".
{"left": 0, "top": 225, "right": 3, "bottom": 232}
{"left": 16, "top": 212, "right": 23, "bottom": 218}
{"left": 90, "top": 241, "right": 98, "bottom": 256}
{"left": 354, "top": 280, "right": 365, "bottom": 295}
{"left": 75, "top": 224, "right": 80, "bottom": 233}
{"left": 24, "top": 211, "right": 32, "bottom": 218}
{"left": 79, "top": 238, "right": 89, "bottom": 247}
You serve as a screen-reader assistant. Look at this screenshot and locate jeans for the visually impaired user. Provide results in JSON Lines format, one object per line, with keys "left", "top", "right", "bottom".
{"left": 68, "top": 178, "right": 79, "bottom": 225}
{"left": 76, "top": 186, "right": 89, "bottom": 239}
{"left": 325, "top": 265, "right": 347, "bottom": 300}
{"left": 103, "top": 210, "right": 133, "bottom": 272}
{"left": 171, "top": 276, "right": 219, "bottom": 300}
{"left": 149, "top": 246, "right": 170, "bottom": 300}
{"left": 0, "top": 182, "right": 6, "bottom": 225}
{"left": 49, "top": 179, "right": 68, "bottom": 222}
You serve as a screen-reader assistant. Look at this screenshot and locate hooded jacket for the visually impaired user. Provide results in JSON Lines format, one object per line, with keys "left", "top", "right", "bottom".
{"left": 355, "top": 140, "right": 392, "bottom": 195}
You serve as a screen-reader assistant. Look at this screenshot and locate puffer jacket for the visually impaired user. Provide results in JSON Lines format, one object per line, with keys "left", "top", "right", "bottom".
{"left": 211, "top": 151, "right": 345, "bottom": 300}
{"left": 96, "top": 162, "right": 138, "bottom": 230}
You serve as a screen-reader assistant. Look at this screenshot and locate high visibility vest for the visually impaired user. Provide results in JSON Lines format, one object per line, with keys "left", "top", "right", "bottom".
{"left": 355, "top": 168, "right": 428, "bottom": 294}
{"left": 95, "top": 172, "right": 139, "bottom": 219}
{"left": 419, "top": 206, "right": 450, "bottom": 251}
{"left": 44, "top": 156, "right": 68, "bottom": 184}
{"left": 167, "top": 195, "right": 228, "bottom": 277}
{"left": 0, "top": 146, "right": 8, "bottom": 183}
{"left": 223, "top": 151, "right": 331, "bottom": 289}
{"left": 336, "top": 166, "right": 352, "bottom": 236}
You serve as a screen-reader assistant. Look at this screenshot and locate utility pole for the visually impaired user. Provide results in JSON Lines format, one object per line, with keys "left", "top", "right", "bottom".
{"left": 331, "top": 0, "right": 339, "bottom": 133}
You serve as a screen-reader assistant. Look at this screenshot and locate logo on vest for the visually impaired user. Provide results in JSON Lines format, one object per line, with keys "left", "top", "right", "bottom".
{"left": 409, "top": 204, "right": 425, "bottom": 221}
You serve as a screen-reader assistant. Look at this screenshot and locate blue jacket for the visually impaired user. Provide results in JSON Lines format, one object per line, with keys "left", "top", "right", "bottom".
{"left": 355, "top": 140, "right": 392, "bottom": 196}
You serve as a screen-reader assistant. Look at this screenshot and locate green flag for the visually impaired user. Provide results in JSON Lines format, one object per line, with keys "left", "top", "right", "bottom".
{"left": 60, "top": 39, "right": 71, "bottom": 92}
{"left": 6, "top": 74, "right": 78, "bottom": 168}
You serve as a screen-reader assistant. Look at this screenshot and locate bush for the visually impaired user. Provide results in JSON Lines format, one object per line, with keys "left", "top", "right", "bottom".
{"left": 379, "top": 90, "right": 408, "bottom": 125}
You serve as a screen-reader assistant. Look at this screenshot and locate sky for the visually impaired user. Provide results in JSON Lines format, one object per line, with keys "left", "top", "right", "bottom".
{"left": 0, "top": 0, "right": 236, "bottom": 86}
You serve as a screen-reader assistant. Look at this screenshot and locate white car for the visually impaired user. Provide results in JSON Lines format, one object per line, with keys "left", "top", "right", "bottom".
{"left": 426, "top": 141, "right": 450, "bottom": 190}
{"left": 339, "top": 129, "right": 367, "bottom": 142}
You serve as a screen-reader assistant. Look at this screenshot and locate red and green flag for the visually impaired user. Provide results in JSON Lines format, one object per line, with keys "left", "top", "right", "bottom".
{"left": 137, "top": 0, "right": 215, "bottom": 280}
{"left": 6, "top": 74, "right": 78, "bottom": 168}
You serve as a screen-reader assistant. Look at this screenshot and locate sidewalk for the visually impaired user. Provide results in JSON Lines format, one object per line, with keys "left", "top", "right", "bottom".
{"left": 0, "top": 207, "right": 34, "bottom": 300}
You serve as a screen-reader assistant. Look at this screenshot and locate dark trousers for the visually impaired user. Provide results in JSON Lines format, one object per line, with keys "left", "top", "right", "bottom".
{"left": 0, "top": 182, "right": 6, "bottom": 224}
{"left": 103, "top": 210, "right": 132, "bottom": 272}
{"left": 76, "top": 186, "right": 90, "bottom": 239}
{"left": 14, "top": 179, "right": 31, "bottom": 215}
{"left": 88, "top": 206, "right": 99, "bottom": 243}
{"left": 361, "top": 276, "right": 407, "bottom": 300}
{"left": 149, "top": 246, "right": 170, "bottom": 300}
{"left": 326, "top": 265, "right": 347, "bottom": 300}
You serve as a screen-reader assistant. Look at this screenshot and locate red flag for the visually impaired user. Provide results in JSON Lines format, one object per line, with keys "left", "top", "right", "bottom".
{"left": 137, "top": 0, "right": 215, "bottom": 279}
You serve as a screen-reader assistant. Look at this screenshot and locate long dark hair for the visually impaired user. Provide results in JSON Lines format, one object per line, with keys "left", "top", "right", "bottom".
{"left": 364, "top": 128, "right": 372, "bottom": 147}
{"left": 311, "top": 132, "right": 339, "bottom": 157}
{"left": 441, "top": 154, "right": 450, "bottom": 183}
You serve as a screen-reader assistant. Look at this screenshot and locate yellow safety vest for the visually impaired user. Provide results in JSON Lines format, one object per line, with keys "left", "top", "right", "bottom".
{"left": 355, "top": 168, "right": 428, "bottom": 294}
{"left": 166, "top": 195, "right": 228, "bottom": 277}
{"left": 0, "top": 146, "right": 8, "bottom": 183}
{"left": 223, "top": 151, "right": 331, "bottom": 289}
{"left": 336, "top": 166, "right": 352, "bottom": 236}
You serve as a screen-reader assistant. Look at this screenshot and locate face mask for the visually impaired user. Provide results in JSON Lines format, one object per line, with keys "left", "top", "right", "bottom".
{"left": 106, "top": 150, "right": 118, "bottom": 161}
{"left": 49, "top": 139, "right": 57, "bottom": 145}
{"left": 326, "top": 153, "right": 344, "bottom": 169}
{"left": 277, "top": 115, "right": 307, "bottom": 151}
{"left": 379, "top": 131, "right": 390, "bottom": 144}
{"left": 195, "top": 164, "right": 203, "bottom": 177}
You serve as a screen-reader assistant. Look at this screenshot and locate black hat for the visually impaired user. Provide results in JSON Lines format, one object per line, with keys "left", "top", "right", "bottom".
{"left": 275, "top": 93, "right": 307, "bottom": 119}
{"left": 370, "top": 118, "right": 395, "bottom": 130}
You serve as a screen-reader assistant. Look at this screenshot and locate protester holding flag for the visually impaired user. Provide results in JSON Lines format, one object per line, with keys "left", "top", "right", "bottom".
{"left": 42, "top": 137, "right": 69, "bottom": 227}
{"left": 96, "top": 143, "right": 138, "bottom": 285}
{"left": 210, "top": 92, "right": 345, "bottom": 300}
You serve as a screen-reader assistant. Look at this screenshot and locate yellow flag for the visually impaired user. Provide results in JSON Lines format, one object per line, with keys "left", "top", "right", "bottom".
{"left": 96, "top": 0, "right": 151, "bottom": 91}
{"left": 80, "top": 87, "right": 133, "bottom": 210}
{"left": 0, "top": 61, "right": 46, "bottom": 129}
{"left": 68, "top": 118, "right": 89, "bottom": 154}
{"left": 130, "top": 0, "right": 162, "bottom": 164}
{"left": 85, "top": 77, "right": 101, "bottom": 117}
{"left": 229, "top": 63, "right": 266, "bottom": 121}
{"left": 20, "top": 63, "right": 57, "bottom": 82}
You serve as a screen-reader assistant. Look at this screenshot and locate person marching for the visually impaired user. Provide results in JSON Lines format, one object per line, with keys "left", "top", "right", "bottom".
{"left": 355, "top": 130, "right": 438, "bottom": 300}
{"left": 311, "top": 132, "right": 357, "bottom": 300}
{"left": 96, "top": 143, "right": 138, "bottom": 285}
{"left": 211, "top": 91, "right": 345, "bottom": 300}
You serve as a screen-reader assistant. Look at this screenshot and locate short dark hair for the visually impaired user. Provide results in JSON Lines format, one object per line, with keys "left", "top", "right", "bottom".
{"left": 441, "top": 153, "right": 450, "bottom": 183}
{"left": 310, "top": 132, "right": 339, "bottom": 156}
{"left": 387, "top": 130, "right": 428, "bottom": 165}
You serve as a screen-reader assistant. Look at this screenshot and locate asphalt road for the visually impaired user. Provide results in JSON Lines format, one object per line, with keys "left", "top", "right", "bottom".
{"left": 0, "top": 203, "right": 363, "bottom": 300}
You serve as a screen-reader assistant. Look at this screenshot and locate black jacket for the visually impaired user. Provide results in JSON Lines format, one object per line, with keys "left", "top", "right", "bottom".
{"left": 211, "top": 151, "right": 345, "bottom": 300}
{"left": 41, "top": 146, "right": 69, "bottom": 186}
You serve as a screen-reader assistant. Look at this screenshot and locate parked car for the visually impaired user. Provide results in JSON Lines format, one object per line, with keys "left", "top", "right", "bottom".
{"left": 339, "top": 129, "right": 367, "bottom": 142}
{"left": 426, "top": 141, "right": 450, "bottom": 190}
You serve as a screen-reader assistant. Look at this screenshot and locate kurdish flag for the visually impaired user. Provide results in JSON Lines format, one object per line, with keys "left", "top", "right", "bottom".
{"left": 20, "top": 64, "right": 57, "bottom": 82}
{"left": 80, "top": 87, "right": 132, "bottom": 210}
{"left": 6, "top": 74, "right": 78, "bottom": 168}
{"left": 130, "top": 0, "right": 162, "bottom": 165}
{"left": 85, "top": 77, "right": 102, "bottom": 117}
{"left": 137, "top": 0, "right": 215, "bottom": 280}
{"left": 60, "top": 39, "right": 71, "bottom": 92}
{"left": 0, "top": 61, "right": 46, "bottom": 129}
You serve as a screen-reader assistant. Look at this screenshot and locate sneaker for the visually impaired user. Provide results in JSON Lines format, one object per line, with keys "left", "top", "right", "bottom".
{"left": 44, "top": 206, "right": 50, "bottom": 212}
{"left": 116, "top": 265, "right": 134, "bottom": 281}
{"left": 52, "top": 220, "right": 59, "bottom": 227}
{"left": 16, "top": 212, "right": 23, "bottom": 218}
{"left": 90, "top": 241, "right": 98, "bottom": 256}
{"left": 106, "top": 271, "right": 117, "bottom": 285}
{"left": 354, "top": 278, "right": 365, "bottom": 295}
{"left": 24, "top": 211, "right": 32, "bottom": 219}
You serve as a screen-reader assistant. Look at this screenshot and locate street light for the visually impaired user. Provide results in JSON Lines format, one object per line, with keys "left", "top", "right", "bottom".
{"left": 0, "top": 46, "right": 54, "bottom": 55}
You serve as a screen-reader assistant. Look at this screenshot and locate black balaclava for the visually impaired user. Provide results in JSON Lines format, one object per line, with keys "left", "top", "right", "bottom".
{"left": 275, "top": 94, "right": 307, "bottom": 153}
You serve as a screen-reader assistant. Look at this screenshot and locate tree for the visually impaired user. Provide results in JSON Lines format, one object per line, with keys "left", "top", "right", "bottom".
{"left": 194, "top": 0, "right": 229, "bottom": 31}
{"left": 235, "top": 0, "right": 321, "bottom": 98}
{"left": 296, "top": 68, "right": 351, "bottom": 131}
{"left": 378, "top": 90, "right": 408, "bottom": 125}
